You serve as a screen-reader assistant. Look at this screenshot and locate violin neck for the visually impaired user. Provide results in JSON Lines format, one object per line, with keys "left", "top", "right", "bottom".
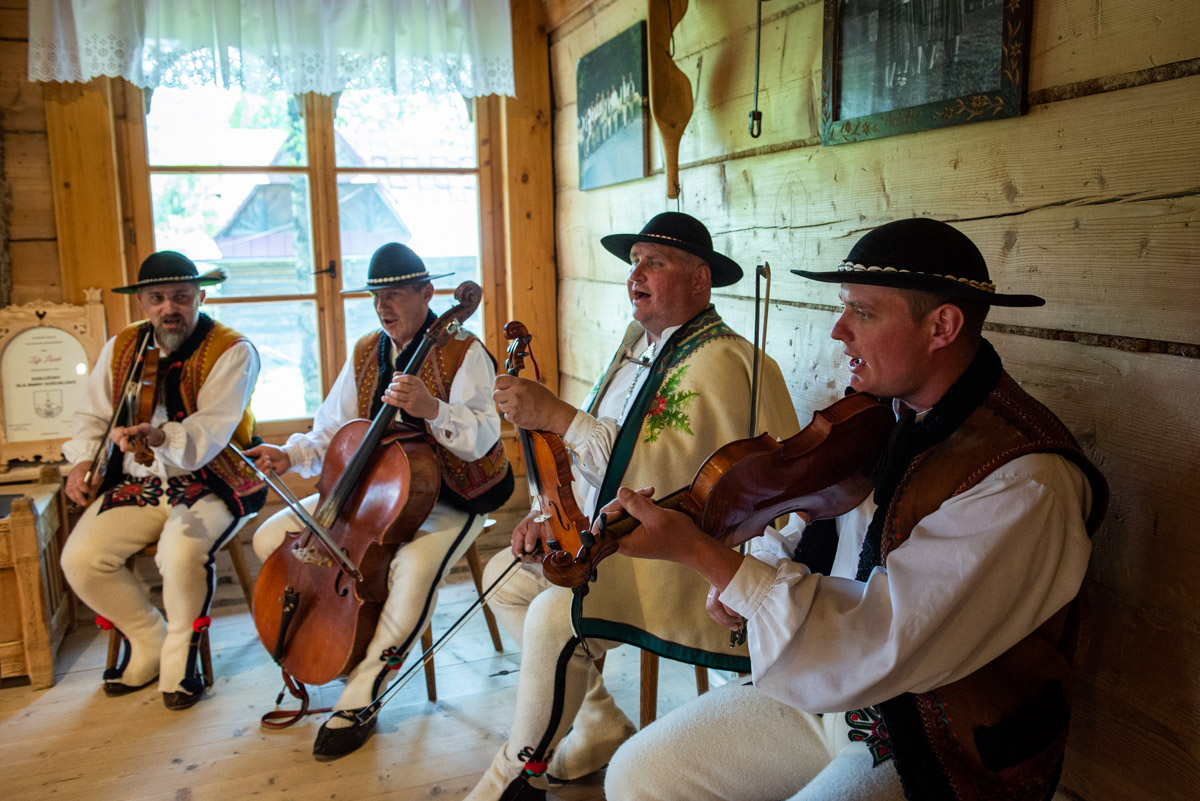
{"left": 596, "top": 486, "right": 696, "bottom": 540}
{"left": 318, "top": 330, "right": 437, "bottom": 525}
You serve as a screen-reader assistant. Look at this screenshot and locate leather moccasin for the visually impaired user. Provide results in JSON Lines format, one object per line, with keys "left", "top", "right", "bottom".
{"left": 312, "top": 709, "right": 376, "bottom": 759}
{"left": 162, "top": 685, "right": 205, "bottom": 710}
{"left": 102, "top": 675, "right": 158, "bottom": 696}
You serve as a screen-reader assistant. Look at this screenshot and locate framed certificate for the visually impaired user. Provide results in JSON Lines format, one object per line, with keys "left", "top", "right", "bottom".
{"left": 0, "top": 289, "right": 105, "bottom": 468}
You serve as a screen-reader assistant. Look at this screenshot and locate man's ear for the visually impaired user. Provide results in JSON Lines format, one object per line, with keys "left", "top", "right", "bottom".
{"left": 421, "top": 282, "right": 435, "bottom": 302}
{"left": 198, "top": 289, "right": 207, "bottom": 306}
{"left": 928, "top": 303, "right": 966, "bottom": 350}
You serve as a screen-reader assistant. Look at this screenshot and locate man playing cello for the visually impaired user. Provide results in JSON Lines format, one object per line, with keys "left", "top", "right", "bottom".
{"left": 246, "top": 242, "right": 512, "bottom": 758}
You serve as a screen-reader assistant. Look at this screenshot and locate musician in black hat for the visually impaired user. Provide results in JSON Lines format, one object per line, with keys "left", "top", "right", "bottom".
{"left": 469, "top": 212, "right": 800, "bottom": 800}
{"left": 61, "top": 250, "right": 265, "bottom": 710}
{"left": 246, "top": 241, "right": 512, "bottom": 758}
{"left": 600, "top": 218, "right": 1109, "bottom": 801}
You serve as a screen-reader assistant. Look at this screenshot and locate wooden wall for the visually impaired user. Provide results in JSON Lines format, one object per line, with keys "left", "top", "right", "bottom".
{"left": 548, "top": 1, "right": 1199, "bottom": 799}
{"left": 0, "top": 0, "right": 57, "bottom": 308}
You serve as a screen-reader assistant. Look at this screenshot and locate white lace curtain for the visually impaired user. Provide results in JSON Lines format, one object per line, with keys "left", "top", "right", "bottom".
{"left": 28, "top": 0, "right": 515, "bottom": 98}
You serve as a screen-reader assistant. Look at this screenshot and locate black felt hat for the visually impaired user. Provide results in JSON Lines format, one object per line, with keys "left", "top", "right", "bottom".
{"left": 600, "top": 212, "right": 743, "bottom": 288}
{"left": 343, "top": 242, "right": 452, "bottom": 293}
{"left": 112, "top": 251, "right": 226, "bottom": 295}
{"left": 792, "top": 218, "right": 1045, "bottom": 307}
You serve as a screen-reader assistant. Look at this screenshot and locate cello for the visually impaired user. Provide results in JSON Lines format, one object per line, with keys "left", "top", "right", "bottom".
{"left": 503, "top": 321, "right": 589, "bottom": 558}
{"left": 252, "top": 281, "right": 481, "bottom": 689}
{"left": 542, "top": 391, "right": 898, "bottom": 589}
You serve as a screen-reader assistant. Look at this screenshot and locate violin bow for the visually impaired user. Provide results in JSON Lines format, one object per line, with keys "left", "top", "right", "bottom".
{"left": 226, "top": 444, "right": 362, "bottom": 580}
{"left": 355, "top": 555, "right": 525, "bottom": 723}
{"left": 733, "top": 262, "right": 772, "bottom": 648}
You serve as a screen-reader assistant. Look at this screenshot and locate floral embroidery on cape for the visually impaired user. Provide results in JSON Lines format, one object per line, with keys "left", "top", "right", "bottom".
{"left": 642, "top": 365, "right": 699, "bottom": 443}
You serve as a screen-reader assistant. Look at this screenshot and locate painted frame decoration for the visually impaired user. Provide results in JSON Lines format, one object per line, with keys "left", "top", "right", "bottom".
{"left": 0, "top": 289, "right": 106, "bottom": 469}
{"left": 577, "top": 22, "right": 650, "bottom": 191}
{"left": 821, "top": 0, "right": 1033, "bottom": 146}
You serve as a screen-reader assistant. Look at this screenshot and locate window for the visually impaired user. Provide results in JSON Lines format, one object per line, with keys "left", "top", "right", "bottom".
{"left": 141, "top": 86, "right": 493, "bottom": 423}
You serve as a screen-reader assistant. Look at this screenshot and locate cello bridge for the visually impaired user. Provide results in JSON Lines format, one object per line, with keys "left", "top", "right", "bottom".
{"left": 291, "top": 544, "right": 335, "bottom": 568}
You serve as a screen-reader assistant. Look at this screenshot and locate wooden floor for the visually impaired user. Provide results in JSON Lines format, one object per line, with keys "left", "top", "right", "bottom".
{"left": 0, "top": 548, "right": 720, "bottom": 801}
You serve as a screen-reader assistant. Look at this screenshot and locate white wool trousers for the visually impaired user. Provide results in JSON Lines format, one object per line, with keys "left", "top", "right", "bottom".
{"left": 61, "top": 491, "right": 239, "bottom": 693}
{"left": 465, "top": 553, "right": 636, "bottom": 800}
{"left": 253, "top": 496, "right": 482, "bottom": 711}
{"left": 605, "top": 678, "right": 907, "bottom": 801}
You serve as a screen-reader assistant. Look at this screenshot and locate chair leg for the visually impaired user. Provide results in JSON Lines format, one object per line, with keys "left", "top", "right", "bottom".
{"left": 224, "top": 537, "right": 255, "bottom": 609}
{"left": 640, "top": 650, "right": 659, "bottom": 728}
{"left": 106, "top": 629, "right": 121, "bottom": 674}
{"left": 695, "top": 664, "right": 708, "bottom": 695}
{"left": 421, "top": 627, "right": 436, "bottom": 702}
{"left": 464, "top": 542, "right": 503, "bottom": 652}
{"left": 199, "top": 629, "right": 214, "bottom": 688}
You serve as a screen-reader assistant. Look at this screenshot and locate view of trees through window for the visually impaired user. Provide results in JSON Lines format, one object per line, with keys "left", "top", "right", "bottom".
{"left": 145, "top": 86, "right": 483, "bottom": 422}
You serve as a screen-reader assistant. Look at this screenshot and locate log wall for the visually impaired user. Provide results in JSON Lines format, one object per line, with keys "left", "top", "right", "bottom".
{"left": 548, "top": 1, "right": 1200, "bottom": 799}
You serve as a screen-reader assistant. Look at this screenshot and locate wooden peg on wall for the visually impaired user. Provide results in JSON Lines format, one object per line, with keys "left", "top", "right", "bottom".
{"left": 647, "top": 0, "right": 692, "bottom": 199}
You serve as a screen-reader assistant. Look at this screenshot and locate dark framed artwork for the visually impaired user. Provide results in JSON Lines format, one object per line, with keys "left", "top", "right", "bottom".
{"left": 820, "top": 0, "right": 1033, "bottom": 145}
{"left": 577, "top": 22, "right": 649, "bottom": 191}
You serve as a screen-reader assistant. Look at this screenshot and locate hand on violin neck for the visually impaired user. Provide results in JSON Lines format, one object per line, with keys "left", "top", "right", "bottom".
{"left": 608, "top": 486, "right": 744, "bottom": 591}
{"left": 111, "top": 422, "right": 166, "bottom": 452}
{"left": 244, "top": 443, "right": 291, "bottom": 475}
{"left": 382, "top": 373, "right": 440, "bottom": 419}
{"left": 492, "top": 375, "right": 575, "bottom": 435}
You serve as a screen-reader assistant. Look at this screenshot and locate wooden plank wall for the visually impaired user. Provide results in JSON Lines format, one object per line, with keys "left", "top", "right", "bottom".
{"left": 548, "top": 1, "right": 1200, "bottom": 799}
{"left": 0, "top": 0, "right": 58, "bottom": 307}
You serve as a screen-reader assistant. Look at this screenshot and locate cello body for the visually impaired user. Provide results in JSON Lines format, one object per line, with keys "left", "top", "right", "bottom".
{"left": 251, "top": 281, "right": 481, "bottom": 689}
{"left": 252, "top": 423, "right": 438, "bottom": 686}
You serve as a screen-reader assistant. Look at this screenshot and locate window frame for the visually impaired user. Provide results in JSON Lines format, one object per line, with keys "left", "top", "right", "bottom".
{"left": 113, "top": 84, "right": 508, "bottom": 438}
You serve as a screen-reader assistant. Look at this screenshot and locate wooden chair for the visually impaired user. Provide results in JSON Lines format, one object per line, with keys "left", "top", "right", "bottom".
{"left": 593, "top": 650, "right": 710, "bottom": 728}
{"left": 104, "top": 515, "right": 256, "bottom": 688}
{"left": 417, "top": 540, "right": 503, "bottom": 702}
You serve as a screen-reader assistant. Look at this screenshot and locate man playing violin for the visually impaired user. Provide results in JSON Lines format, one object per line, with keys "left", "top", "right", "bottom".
{"left": 61, "top": 251, "right": 265, "bottom": 710}
{"left": 471, "top": 212, "right": 800, "bottom": 800}
{"left": 245, "top": 242, "right": 512, "bottom": 758}
{"left": 600, "top": 219, "right": 1109, "bottom": 801}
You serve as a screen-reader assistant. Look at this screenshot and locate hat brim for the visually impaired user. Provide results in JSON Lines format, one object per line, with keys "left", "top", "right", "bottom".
{"left": 600, "top": 234, "right": 743, "bottom": 288}
{"left": 791, "top": 269, "right": 1045, "bottom": 307}
{"left": 112, "top": 275, "right": 226, "bottom": 295}
{"left": 342, "top": 272, "right": 454, "bottom": 294}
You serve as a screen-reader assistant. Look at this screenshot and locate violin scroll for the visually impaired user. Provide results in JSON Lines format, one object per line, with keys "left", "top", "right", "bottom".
{"left": 426, "top": 281, "right": 481, "bottom": 348}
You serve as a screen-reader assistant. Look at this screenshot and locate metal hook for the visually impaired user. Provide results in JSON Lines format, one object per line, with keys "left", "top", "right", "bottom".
{"left": 749, "top": 0, "right": 768, "bottom": 138}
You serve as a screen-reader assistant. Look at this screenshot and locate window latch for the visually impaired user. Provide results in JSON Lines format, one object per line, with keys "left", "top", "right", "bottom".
{"left": 313, "top": 260, "right": 337, "bottom": 278}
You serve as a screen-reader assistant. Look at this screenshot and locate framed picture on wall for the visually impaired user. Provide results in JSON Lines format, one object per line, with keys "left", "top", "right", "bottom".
{"left": 577, "top": 22, "right": 649, "bottom": 191}
{"left": 821, "top": 0, "right": 1033, "bottom": 145}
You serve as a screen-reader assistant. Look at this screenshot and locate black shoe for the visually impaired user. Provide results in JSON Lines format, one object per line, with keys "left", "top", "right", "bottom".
{"left": 499, "top": 778, "right": 546, "bottom": 801}
{"left": 162, "top": 685, "right": 205, "bottom": 710}
{"left": 102, "top": 675, "right": 158, "bottom": 696}
{"left": 312, "top": 709, "right": 376, "bottom": 759}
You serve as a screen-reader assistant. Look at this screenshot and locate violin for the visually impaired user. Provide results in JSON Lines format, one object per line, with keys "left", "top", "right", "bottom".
{"left": 252, "top": 281, "right": 482, "bottom": 690}
{"left": 541, "top": 392, "right": 897, "bottom": 589}
{"left": 503, "top": 321, "right": 589, "bottom": 557}
{"left": 82, "top": 325, "right": 156, "bottom": 503}
{"left": 127, "top": 339, "right": 160, "bottom": 466}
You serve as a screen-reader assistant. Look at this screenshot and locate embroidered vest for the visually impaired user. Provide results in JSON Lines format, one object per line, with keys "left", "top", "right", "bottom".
{"left": 876, "top": 372, "right": 1108, "bottom": 801}
{"left": 351, "top": 329, "right": 512, "bottom": 514}
{"left": 109, "top": 315, "right": 266, "bottom": 517}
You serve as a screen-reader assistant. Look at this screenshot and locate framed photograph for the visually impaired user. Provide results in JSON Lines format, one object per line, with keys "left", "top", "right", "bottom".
{"left": 821, "top": 0, "right": 1033, "bottom": 145}
{"left": 0, "top": 289, "right": 106, "bottom": 467}
{"left": 577, "top": 22, "right": 649, "bottom": 191}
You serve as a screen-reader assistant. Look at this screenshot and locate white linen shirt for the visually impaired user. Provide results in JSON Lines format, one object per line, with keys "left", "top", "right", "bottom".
{"left": 561, "top": 324, "right": 680, "bottom": 517}
{"left": 62, "top": 332, "right": 260, "bottom": 478}
{"left": 719, "top": 449, "right": 1094, "bottom": 715}
{"left": 281, "top": 336, "right": 501, "bottom": 478}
